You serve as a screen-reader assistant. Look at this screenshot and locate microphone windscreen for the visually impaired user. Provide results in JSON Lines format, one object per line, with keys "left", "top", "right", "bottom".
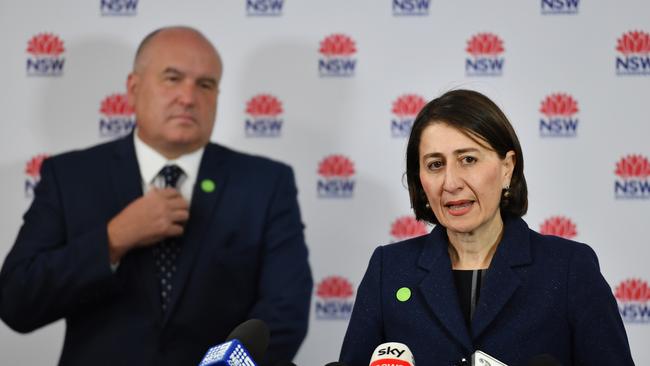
{"left": 325, "top": 363, "right": 348, "bottom": 366}
{"left": 526, "top": 354, "right": 563, "bottom": 366}
{"left": 225, "top": 318, "right": 270, "bottom": 362}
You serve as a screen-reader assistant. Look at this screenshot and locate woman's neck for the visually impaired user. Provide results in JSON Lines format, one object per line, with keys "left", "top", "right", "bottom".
{"left": 447, "top": 216, "right": 504, "bottom": 270}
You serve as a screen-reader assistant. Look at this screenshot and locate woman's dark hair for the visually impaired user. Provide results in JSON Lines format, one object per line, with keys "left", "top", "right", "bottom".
{"left": 406, "top": 89, "right": 528, "bottom": 224}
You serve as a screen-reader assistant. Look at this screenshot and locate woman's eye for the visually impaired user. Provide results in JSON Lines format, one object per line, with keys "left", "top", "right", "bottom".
{"left": 462, "top": 156, "right": 477, "bottom": 164}
{"left": 428, "top": 161, "right": 443, "bottom": 170}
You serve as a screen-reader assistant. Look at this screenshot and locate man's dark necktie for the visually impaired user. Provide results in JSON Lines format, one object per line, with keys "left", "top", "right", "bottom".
{"left": 153, "top": 164, "right": 184, "bottom": 312}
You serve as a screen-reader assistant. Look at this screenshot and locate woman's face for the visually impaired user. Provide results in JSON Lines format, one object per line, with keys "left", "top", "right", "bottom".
{"left": 419, "top": 123, "right": 514, "bottom": 235}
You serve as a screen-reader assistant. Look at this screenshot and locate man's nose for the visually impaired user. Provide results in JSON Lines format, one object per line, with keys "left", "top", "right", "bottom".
{"left": 176, "top": 82, "right": 197, "bottom": 106}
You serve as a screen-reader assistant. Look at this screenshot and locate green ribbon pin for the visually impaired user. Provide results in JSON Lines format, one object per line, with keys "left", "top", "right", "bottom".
{"left": 396, "top": 287, "right": 411, "bottom": 302}
{"left": 201, "top": 179, "right": 215, "bottom": 193}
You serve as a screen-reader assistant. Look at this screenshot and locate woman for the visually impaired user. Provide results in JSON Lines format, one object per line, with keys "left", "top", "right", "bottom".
{"left": 339, "top": 90, "right": 633, "bottom": 365}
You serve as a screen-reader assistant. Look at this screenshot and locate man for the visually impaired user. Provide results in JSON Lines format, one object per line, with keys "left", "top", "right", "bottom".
{"left": 0, "top": 26, "right": 312, "bottom": 366}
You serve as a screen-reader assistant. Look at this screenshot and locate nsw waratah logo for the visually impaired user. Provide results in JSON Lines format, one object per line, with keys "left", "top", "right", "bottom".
{"left": 390, "top": 216, "right": 428, "bottom": 242}
{"left": 465, "top": 33, "right": 505, "bottom": 76}
{"left": 614, "top": 154, "right": 650, "bottom": 199}
{"left": 315, "top": 276, "right": 354, "bottom": 320}
{"left": 392, "top": 0, "right": 430, "bottom": 16}
{"left": 540, "top": 0, "right": 579, "bottom": 15}
{"left": 539, "top": 216, "right": 577, "bottom": 239}
{"left": 615, "top": 278, "right": 650, "bottom": 323}
{"left": 391, "top": 94, "right": 426, "bottom": 138}
{"left": 317, "top": 155, "right": 355, "bottom": 198}
{"left": 616, "top": 30, "right": 650, "bottom": 76}
{"left": 25, "top": 154, "right": 48, "bottom": 198}
{"left": 100, "top": 0, "right": 138, "bottom": 16}
{"left": 318, "top": 34, "right": 357, "bottom": 77}
{"left": 246, "top": 0, "right": 283, "bottom": 16}
{"left": 26, "top": 33, "right": 65, "bottom": 76}
{"left": 99, "top": 93, "right": 136, "bottom": 138}
{"left": 539, "top": 93, "right": 579, "bottom": 137}
{"left": 244, "top": 94, "right": 283, "bottom": 137}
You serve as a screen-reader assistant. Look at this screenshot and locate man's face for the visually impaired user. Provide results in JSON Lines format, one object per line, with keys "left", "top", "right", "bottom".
{"left": 127, "top": 29, "right": 222, "bottom": 158}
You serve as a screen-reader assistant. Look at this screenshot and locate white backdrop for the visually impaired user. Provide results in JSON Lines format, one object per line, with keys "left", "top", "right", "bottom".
{"left": 1, "top": 1, "right": 649, "bottom": 365}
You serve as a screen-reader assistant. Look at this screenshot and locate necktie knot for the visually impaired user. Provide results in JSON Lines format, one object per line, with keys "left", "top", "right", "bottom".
{"left": 159, "top": 165, "right": 184, "bottom": 188}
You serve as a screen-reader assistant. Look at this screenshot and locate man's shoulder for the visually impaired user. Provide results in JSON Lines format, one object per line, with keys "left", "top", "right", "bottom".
{"left": 48, "top": 137, "right": 127, "bottom": 163}
{"left": 206, "top": 142, "right": 292, "bottom": 173}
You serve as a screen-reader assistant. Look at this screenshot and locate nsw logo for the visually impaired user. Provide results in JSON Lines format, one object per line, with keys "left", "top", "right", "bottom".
{"left": 390, "top": 215, "right": 428, "bottom": 242}
{"left": 318, "top": 34, "right": 357, "bottom": 77}
{"left": 616, "top": 30, "right": 650, "bottom": 76}
{"left": 392, "top": 0, "right": 430, "bottom": 16}
{"left": 539, "top": 216, "right": 577, "bottom": 239}
{"left": 99, "top": 93, "right": 136, "bottom": 138}
{"left": 244, "top": 94, "right": 283, "bottom": 137}
{"left": 25, "top": 154, "right": 48, "bottom": 198}
{"left": 540, "top": 0, "right": 579, "bottom": 15}
{"left": 614, "top": 155, "right": 650, "bottom": 199}
{"left": 246, "top": 0, "right": 283, "bottom": 16}
{"left": 100, "top": 0, "right": 138, "bottom": 16}
{"left": 539, "top": 93, "right": 579, "bottom": 137}
{"left": 465, "top": 33, "right": 505, "bottom": 76}
{"left": 26, "top": 33, "right": 65, "bottom": 76}
{"left": 315, "top": 276, "right": 354, "bottom": 320}
{"left": 317, "top": 155, "right": 355, "bottom": 198}
{"left": 615, "top": 278, "right": 650, "bottom": 323}
{"left": 390, "top": 94, "right": 426, "bottom": 138}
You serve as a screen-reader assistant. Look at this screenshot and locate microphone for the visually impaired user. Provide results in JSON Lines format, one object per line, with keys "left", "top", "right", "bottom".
{"left": 324, "top": 363, "right": 348, "bottom": 366}
{"left": 198, "top": 319, "right": 270, "bottom": 366}
{"left": 525, "top": 354, "right": 563, "bottom": 366}
{"left": 274, "top": 361, "right": 297, "bottom": 366}
{"left": 369, "top": 342, "right": 415, "bottom": 366}
{"left": 471, "top": 350, "right": 507, "bottom": 366}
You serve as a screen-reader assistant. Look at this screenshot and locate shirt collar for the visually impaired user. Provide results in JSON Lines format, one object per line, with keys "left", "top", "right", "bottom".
{"left": 133, "top": 130, "right": 204, "bottom": 186}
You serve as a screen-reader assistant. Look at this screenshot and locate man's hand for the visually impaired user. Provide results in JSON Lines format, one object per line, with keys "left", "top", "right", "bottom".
{"left": 107, "top": 188, "right": 189, "bottom": 263}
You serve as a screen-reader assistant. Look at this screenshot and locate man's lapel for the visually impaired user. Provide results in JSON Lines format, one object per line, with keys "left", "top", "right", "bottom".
{"left": 163, "top": 143, "right": 231, "bottom": 325}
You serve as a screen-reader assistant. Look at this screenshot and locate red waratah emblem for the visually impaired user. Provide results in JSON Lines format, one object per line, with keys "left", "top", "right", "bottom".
{"left": 539, "top": 93, "right": 579, "bottom": 117}
{"left": 25, "top": 154, "right": 48, "bottom": 178}
{"left": 316, "top": 276, "right": 354, "bottom": 299}
{"left": 615, "top": 155, "right": 650, "bottom": 179}
{"left": 615, "top": 279, "right": 650, "bottom": 302}
{"left": 27, "top": 33, "right": 65, "bottom": 56}
{"left": 319, "top": 34, "right": 357, "bottom": 57}
{"left": 245, "top": 94, "right": 283, "bottom": 117}
{"left": 539, "top": 216, "right": 577, "bottom": 239}
{"left": 318, "top": 155, "right": 355, "bottom": 178}
{"left": 616, "top": 31, "right": 650, "bottom": 55}
{"left": 392, "top": 94, "right": 426, "bottom": 118}
{"left": 100, "top": 94, "right": 134, "bottom": 116}
{"left": 466, "top": 33, "right": 504, "bottom": 57}
{"left": 391, "top": 216, "right": 428, "bottom": 239}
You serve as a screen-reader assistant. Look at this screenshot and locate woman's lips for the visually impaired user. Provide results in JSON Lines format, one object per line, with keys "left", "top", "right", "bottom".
{"left": 445, "top": 200, "right": 474, "bottom": 216}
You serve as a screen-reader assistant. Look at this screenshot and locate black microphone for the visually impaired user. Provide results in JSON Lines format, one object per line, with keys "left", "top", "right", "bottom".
{"left": 324, "top": 363, "right": 348, "bottom": 366}
{"left": 525, "top": 354, "right": 563, "bottom": 366}
{"left": 274, "top": 361, "right": 297, "bottom": 366}
{"left": 198, "top": 318, "right": 270, "bottom": 366}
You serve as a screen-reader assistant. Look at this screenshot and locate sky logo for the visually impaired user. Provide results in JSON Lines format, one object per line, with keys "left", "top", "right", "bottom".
{"left": 616, "top": 30, "right": 650, "bottom": 76}
{"left": 392, "top": 0, "right": 430, "bottom": 16}
{"left": 317, "top": 155, "right": 355, "bottom": 198}
{"left": 539, "top": 93, "right": 579, "bottom": 137}
{"left": 99, "top": 93, "right": 135, "bottom": 138}
{"left": 318, "top": 34, "right": 357, "bottom": 77}
{"left": 245, "top": 94, "right": 283, "bottom": 137}
{"left": 539, "top": 216, "right": 577, "bottom": 239}
{"left": 615, "top": 278, "right": 650, "bottom": 323}
{"left": 465, "top": 33, "right": 505, "bottom": 76}
{"left": 100, "top": 0, "right": 138, "bottom": 16}
{"left": 26, "top": 33, "right": 65, "bottom": 76}
{"left": 614, "top": 155, "right": 650, "bottom": 199}
{"left": 390, "top": 215, "right": 429, "bottom": 242}
{"left": 246, "top": 0, "right": 283, "bottom": 16}
{"left": 390, "top": 94, "right": 426, "bottom": 138}
{"left": 315, "top": 276, "right": 354, "bottom": 320}
{"left": 540, "top": 0, "right": 579, "bottom": 15}
{"left": 25, "top": 154, "right": 48, "bottom": 198}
